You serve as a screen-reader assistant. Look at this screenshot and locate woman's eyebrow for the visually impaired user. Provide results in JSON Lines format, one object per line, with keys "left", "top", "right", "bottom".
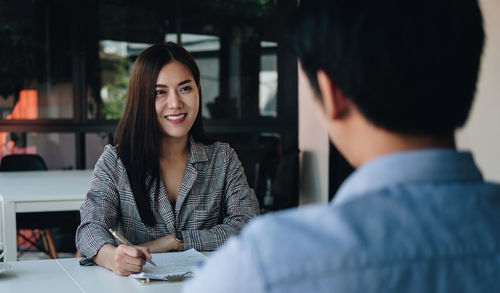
{"left": 155, "top": 80, "right": 192, "bottom": 88}
{"left": 178, "top": 79, "right": 192, "bottom": 86}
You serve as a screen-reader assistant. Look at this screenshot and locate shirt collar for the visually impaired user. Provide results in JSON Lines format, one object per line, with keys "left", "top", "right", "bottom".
{"left": 188, "top": 135, "right": 209, "bottom": 164}
{"left": 332, "top": 148, "right": 483, "bottom": 206}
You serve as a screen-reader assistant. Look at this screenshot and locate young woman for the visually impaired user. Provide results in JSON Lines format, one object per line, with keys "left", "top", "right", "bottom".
{"left": 76, "top": 42, "right": 259, "bottom": 276}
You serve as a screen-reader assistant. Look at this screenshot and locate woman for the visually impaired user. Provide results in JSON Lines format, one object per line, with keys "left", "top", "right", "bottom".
{"left": 76, "top": 42, "right": 259, "bottom": 276}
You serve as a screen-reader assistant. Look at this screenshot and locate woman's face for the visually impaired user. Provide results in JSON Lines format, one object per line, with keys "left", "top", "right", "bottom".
{"left": 155, "top": 60, "right": 200, "bottom": 141}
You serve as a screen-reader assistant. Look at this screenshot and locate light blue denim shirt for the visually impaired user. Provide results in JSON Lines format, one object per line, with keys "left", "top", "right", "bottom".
{"left": 183, "top": 149, "right": 500, "bottom": 293}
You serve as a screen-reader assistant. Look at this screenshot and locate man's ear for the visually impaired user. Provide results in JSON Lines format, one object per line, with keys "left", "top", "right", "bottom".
{"left": 316, "top": 70, "right": 350, "bottom": 120}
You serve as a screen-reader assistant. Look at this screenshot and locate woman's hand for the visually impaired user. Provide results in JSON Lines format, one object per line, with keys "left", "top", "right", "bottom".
{"left": 94, "top": 243, "right": 153, "bottom": 276}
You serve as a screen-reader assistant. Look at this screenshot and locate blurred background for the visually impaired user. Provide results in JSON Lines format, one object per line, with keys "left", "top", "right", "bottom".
{"left": 1, "top": 0, "right": 499, "bottom": 258}
{"left": 0, "top": 0, "right": 301, "bottom": 213}
{"left": 0, "top": 0, "right": 302, "bottom": 258}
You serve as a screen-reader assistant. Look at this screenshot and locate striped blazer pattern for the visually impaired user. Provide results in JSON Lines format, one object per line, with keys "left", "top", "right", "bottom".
{"left": 76, "top": 136, "right": 260, "bottom": 263}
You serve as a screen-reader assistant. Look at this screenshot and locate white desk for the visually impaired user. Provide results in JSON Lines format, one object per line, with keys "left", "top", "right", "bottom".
{"left": 0, "top": 259, "right": 81, "bottom": 292}
{"left": 0, "top": 170, "right": 93, "bottom": 261}
{"left": 57, "top": 258, "right": 185, "bottom": 292}
{"left": 0, "top": 258, "right": 187, "bottom": 293}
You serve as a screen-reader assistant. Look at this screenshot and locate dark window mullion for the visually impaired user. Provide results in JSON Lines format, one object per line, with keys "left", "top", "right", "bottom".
{"left": 71, "top": 6, "right": 87, "bottom": 169}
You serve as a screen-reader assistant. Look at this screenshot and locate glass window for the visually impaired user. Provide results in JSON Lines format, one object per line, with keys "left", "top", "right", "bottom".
{"left": 0, "top": 0, "right": 74, "bottom": 120}
{"left": 89, "top": 40, "right": 150, "bottom": 120}
{"left": 83, "top": 0, "right": 279, "bottom": 121}
{"left": 259, "top": 41, "right": 278, "bottom": 117}
{"left": 85, "top": 132, "right": 113, "bottom": 169}
{"left": 197, "top": 55, "right": 221, "bottom": 120}
{"left": 0, "top": 132, "right": 75, "bottom": 170}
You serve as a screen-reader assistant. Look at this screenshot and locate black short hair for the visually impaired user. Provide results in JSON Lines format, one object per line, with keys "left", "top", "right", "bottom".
{"left": 291, "top": 0, "right": 485, "bottom": 135}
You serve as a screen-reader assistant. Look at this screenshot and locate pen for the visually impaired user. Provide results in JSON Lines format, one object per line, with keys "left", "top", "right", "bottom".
{"left": 108, "top": 228, "right": 157, "bottom": 267}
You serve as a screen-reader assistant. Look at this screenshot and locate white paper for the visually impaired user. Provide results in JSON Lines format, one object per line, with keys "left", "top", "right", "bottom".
{"left": 130, "top": 248, "right": 207, "bottom": 280}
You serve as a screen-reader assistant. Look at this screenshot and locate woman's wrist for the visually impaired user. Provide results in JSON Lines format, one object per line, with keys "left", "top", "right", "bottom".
{"left": 140, "top": 236, "right": 170, "bottom": 253}
{"left": 94, "top": 244, "right": 117, "bottom": 271}
{"left": 136, "top": 234, "right": 184, "bottom": 252}
{"left": 173, "top": 234, "right": 184, "bottom": 251}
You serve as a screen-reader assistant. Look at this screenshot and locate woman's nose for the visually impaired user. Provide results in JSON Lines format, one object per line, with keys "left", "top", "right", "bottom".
{"left": 167, "top": 91, "right": 183, "bottom": 109}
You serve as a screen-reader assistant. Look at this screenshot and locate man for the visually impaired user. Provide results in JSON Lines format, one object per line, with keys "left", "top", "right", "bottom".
{"left": 183, "top": 0, "right": 500, "bottom": 292}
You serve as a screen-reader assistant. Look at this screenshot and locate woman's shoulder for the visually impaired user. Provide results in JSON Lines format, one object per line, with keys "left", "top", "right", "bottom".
{"left": 100, "top": 144, "right": 119, "bottom": 162}
{"left": 207, "top": 140, "right": 233, "bottom": 152}
{"left": 193, "top": 140, "right": 235, "bottom": 160}
{"left": 94, "top": 144, "right": 125, "bottom": 173}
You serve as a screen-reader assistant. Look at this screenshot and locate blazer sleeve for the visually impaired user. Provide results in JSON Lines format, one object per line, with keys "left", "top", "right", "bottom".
{"left": 75, "top": 146, "right": 120, "bottom": 264}
{"left": 182, "top": 146, "right": 260, "bottom": 251}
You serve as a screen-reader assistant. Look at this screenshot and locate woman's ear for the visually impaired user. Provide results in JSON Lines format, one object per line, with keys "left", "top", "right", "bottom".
{"left": 316, "top": 70, "right": 351, "bottom": 120}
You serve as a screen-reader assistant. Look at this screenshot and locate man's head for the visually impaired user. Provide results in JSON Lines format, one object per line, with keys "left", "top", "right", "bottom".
{"left": 291, "top": 0, "right": 485, "bottom": 136}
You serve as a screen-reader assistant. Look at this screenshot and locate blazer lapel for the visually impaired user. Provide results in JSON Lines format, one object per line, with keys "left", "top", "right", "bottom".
{"left": 175, "top": 162, "right": 197, "bottom": 228}
{"left": 175, "top": 136, "right": 208, "bottom": 228}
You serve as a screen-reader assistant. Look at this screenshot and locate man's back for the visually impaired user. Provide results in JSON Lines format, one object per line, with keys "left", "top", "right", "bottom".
{"left": 184, "top": 149, "right": 500, "bottom": 292}
{"left": 182, "top": 1, "right": 494, "bottom": 291}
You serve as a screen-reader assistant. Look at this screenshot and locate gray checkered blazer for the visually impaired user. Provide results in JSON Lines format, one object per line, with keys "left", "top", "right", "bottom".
{"left": 76, "top": 136, "right": 259, "bottom": 263}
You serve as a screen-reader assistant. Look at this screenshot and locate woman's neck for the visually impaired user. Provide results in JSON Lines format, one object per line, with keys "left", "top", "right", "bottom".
{"left": 159, "top": 135, "right": 189, "bottom": 161}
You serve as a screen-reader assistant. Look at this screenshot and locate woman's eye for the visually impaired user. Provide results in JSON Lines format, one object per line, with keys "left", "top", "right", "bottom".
{"left": 179, "top": 86, "right": 192, "bottom": 93}
{"left": 155, "top": 89, "right": 166, "bottom": 95}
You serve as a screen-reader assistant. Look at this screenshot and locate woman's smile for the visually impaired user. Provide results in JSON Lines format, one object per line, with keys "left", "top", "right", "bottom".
{"left": 165, "top": 113, "right": 187, "bottom": 123}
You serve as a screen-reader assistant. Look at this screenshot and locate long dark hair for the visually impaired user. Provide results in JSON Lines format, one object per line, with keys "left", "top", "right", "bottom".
{"left": 114, "top": 42, "right": 211, "bottom": 226}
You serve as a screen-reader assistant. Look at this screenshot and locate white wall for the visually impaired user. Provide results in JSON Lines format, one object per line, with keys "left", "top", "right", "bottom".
{"left": 456, "top": 0, "right": 500, "bottom": 183}
{"left": 299, "top": 0, "right": 500, "bottom": 205}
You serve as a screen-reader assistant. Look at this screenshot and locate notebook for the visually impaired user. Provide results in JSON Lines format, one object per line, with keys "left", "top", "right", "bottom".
{"left": 130, "top": 248, "right": 207, "bottom": 283}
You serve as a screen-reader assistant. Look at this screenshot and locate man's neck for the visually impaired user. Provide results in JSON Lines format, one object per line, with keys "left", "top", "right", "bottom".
{"left": 335, "top": 111, "right": 457, "bottom": 167}
{"left": 352, "top": 128, "right": 456, "bottom": 167}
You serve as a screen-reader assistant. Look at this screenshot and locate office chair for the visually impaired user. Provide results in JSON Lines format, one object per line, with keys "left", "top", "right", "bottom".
{"left": 0, "top": 154, "right": 48, "bottom": 171}
{"left": 0, "top": 154, "right": 58, "bottom": 259}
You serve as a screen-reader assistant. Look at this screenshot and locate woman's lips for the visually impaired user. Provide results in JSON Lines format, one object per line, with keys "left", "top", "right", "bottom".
{"left": 164, "top": 113, "right": 187, "bottom": 124}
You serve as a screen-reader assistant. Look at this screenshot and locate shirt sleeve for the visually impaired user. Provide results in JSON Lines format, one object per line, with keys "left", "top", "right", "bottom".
{"left": 182, "top": 235, "right": 266, "bottom": 293}
{"left": 182, "top": 146, "right": 260, "bottom": 251}
{"left": 75, "top": 146, "right": 119, "bottom": 264}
